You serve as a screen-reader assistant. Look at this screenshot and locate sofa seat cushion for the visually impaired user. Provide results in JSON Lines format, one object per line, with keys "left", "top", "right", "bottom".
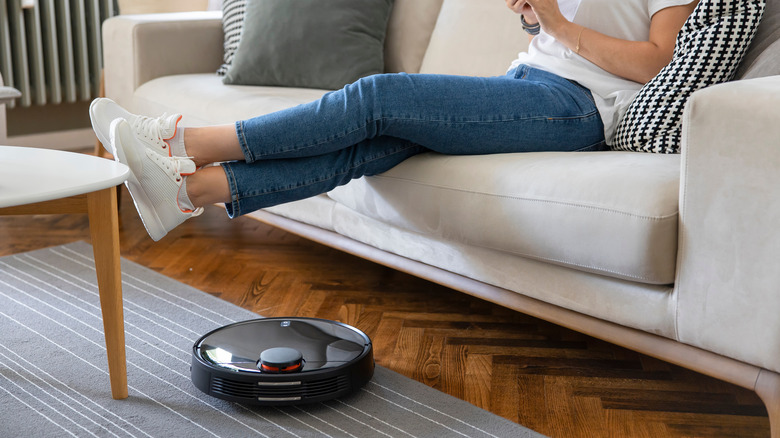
{"left": 328, "top": 151, "right": 680, "bottom": 284}
{"left": 132, "top": 74, "right": 331, "bottom": 126}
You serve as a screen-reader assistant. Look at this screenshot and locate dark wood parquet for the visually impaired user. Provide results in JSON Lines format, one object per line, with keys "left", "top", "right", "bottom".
{"left": 0, "top": 181, "right": 771, "bottom": 438}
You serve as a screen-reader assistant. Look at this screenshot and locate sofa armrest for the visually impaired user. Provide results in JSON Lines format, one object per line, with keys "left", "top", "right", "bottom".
{"left": 103, "top": 11, "right": 223, "bottom": 108}
{"left": 675, "top": 75, "right": 780, "bottom": 372}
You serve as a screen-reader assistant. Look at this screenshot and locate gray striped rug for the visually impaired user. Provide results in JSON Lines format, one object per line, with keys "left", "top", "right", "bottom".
{"left": 0, "top": 242, "right": 543, "bottom": 438}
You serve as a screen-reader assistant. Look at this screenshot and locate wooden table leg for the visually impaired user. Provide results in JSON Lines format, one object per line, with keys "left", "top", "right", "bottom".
{"left": 87, "top": 186, "right": 128, "bottom": 399}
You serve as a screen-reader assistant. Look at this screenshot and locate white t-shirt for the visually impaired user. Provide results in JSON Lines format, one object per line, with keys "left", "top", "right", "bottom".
{"left": 509, "top": 0, "right": 694, "bottom": 143}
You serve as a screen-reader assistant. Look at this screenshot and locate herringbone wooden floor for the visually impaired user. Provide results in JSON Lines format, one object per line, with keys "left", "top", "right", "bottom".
{"left": 0, "top": 183, "right": 770, "bottom": 437}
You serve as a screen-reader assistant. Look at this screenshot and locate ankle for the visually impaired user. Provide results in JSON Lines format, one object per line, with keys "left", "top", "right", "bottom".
{"left": 184, "top": 125, "right": 244, "bottom": 166}
{"left": 168, "top": 126, "right": 188, "bottom": 158}
{"left": 185, "top": 167, "right": 231, "bottom": 206}
{"left": 182, "top": 128, "right": 212, "bottom": 168}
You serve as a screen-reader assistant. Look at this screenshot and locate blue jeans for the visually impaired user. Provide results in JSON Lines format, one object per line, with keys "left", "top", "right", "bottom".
{"left": 221, "top": 65, "right": 605, "bottom": 217}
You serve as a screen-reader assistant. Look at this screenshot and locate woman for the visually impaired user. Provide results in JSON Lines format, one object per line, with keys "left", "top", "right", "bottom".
{"left": 91, "top": 0, "right": 699, "bottom": 241}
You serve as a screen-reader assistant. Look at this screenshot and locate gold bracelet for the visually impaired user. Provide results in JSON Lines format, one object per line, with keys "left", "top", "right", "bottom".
{"left": 575, "top": 27, "right": 585, "bottom": 55}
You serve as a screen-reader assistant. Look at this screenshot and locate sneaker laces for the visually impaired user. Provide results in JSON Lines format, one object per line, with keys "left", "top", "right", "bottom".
{"left": 148, "top": 151, "right": 204, "bottom": 217}
{"left": 135, "top": 114, "right": 173, "bottom": 151}
{"left": 149, "top": 151, "right": 197, "bottom": 180}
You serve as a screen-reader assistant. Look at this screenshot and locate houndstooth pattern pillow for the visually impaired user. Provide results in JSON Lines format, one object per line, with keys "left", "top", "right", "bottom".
{"left": 611, "top": 0, "right": 766, "bottom": 154}
{"left": 216, "top": 0, "right": 247, "bottom": 76}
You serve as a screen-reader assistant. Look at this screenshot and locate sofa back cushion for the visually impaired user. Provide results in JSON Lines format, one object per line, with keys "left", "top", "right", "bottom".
{"left": 737, "top": 0, "right": 780, "bottom": 79}
{"left": 739, "top": 39, "right": 780, "bottom": 79}
{"left": 418, "top": 0, "right": 529, "bottom": 77}
{"left": 384, "top": 0, "right": 444, "bottom": 73}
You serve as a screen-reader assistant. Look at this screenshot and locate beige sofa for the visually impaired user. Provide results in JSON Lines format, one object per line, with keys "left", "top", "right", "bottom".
{"left": 103, "top": 0, "right": 780, "bottom": 433}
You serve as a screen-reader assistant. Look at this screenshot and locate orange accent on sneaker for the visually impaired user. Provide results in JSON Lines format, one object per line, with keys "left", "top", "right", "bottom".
{"left": 161, "top": 114, "right": 184, "bottom": 158}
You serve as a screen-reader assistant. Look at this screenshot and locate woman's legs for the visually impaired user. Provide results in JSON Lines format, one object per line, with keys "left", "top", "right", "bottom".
{"left": 102, "top": 65, "right": 604, "bottom": 239}
{"left": 214, "top": 66, "right": 604, "bottom": 215}
{"left": 182, "top": 133, "right": 425, "bottom": 215}
{"left": 183, "top": 66, "right": 604, "bottom": 214}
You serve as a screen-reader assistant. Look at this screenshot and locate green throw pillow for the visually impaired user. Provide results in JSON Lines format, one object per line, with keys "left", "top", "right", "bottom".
{"left": 223, "top": 0, "right": 394, "bottom": 90}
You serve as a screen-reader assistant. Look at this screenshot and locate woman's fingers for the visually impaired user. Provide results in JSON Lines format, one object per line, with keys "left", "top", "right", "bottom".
{"left": 506, "top": 0, "right": 525, "bottom": 14}
{"left": 525, "top": 0, "right": 566, "bottom": 32}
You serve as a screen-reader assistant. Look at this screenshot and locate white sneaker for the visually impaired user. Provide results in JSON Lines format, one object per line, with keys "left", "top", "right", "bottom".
{"left": 90, "top": 97, "right": 181, "bottom": 157}
{"left": 111, "top": 118, "right": 203, "bottom": 241}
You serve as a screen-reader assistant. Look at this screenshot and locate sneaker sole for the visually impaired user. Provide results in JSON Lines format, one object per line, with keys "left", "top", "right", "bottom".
{"left": 111, "top": 120, "right": 170, "bottom": 242}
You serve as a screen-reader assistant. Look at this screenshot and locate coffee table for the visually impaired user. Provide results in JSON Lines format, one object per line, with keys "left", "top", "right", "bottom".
{"left": 0, "top": 145, "right": 130, "bottom": 399}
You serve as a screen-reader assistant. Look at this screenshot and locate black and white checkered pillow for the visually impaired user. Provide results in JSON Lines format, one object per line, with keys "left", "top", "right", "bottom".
{"left": 611, "top": 0, "right": 766, "bottom": 154}
{"left": 216, "top": 0, "right": 247, "bottom": 76}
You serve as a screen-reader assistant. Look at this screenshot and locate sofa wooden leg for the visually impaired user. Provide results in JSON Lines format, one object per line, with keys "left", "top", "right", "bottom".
{"left": 756, "top": 369, "right": 780, "bottom": 438}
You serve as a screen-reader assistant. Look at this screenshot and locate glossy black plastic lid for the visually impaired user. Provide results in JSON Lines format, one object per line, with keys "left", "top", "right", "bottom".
{"left": 194, "top": 318, "right": 371, "bottom": 373}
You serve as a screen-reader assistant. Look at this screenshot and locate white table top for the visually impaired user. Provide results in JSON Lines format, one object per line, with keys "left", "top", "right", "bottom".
{"left": 0, "top": 145, "right": 130, "bottom": 208}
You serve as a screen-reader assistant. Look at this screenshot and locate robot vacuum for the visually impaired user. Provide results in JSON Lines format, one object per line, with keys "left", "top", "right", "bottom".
{"left": 191, "top": 317, "right": 374, "bottom": 405}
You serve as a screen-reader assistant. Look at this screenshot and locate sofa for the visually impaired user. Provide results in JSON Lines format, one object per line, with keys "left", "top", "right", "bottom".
{"left": 103, "top": 0, "right": 780, "bottom": 434}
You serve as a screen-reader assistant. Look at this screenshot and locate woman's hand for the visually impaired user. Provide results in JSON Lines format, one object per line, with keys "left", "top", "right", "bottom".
{"left": 524, "top": 0, "right": 568, "bottom": 35}
{"left": 505, "top": 0, "right": 538, "bottom": 24}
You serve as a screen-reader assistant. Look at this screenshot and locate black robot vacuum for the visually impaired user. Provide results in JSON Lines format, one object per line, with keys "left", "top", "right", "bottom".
{"left": 191, "top": 317, "right": 374, "bottom": 405}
